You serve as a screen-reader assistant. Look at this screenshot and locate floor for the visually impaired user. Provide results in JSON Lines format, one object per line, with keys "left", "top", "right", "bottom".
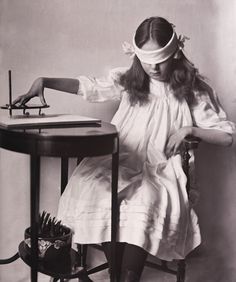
{"left": 1, "top": 244, "right": 235, "bottom": 282}
{"left": 39, "top": 245, "right": 234, "bottom": 282}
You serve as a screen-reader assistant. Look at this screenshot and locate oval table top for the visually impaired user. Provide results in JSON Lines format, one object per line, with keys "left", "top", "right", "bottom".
{"left": 0, "top": 122, "right": 118, "bottom": 157}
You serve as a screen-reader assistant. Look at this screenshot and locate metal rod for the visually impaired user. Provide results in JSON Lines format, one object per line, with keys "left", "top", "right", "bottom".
{"left": 8, "top": 70, "right": 12, "bottom": 117}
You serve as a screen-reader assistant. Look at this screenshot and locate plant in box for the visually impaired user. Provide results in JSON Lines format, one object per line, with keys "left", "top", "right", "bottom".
{"left": 24, "top": 211, "right": 72, "bottom": 263}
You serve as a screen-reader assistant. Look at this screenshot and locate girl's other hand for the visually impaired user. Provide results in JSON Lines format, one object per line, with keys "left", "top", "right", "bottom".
{"left": 12, "top": 77, "right": 46, "bottom": 106}
{"left": 165, "top": 126, "right": 193, "bottom": 158}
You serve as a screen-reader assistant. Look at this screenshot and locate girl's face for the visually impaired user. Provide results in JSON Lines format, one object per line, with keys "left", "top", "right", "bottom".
{"left": 140, "top": 39, "right": 173, "bottom": 82}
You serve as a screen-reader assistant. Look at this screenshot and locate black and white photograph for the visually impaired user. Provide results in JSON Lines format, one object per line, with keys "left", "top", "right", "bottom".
{"left": 0, "top": 1, "right": 236, "bottom": 281}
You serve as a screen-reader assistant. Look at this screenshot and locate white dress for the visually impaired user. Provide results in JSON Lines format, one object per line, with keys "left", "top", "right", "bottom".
{"left": 57, "top": 68, "right": 235, "bottom": 261}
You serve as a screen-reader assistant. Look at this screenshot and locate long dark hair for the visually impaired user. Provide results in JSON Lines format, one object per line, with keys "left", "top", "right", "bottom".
{"left": 119, "top": 17, "right": 219, "bottom": 112}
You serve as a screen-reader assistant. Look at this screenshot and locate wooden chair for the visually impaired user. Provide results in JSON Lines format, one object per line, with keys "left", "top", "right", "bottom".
{"left": 143, "top": 136, "right": 200, "bottom": 282}
{"left": 73, "top": 136, "right": 200, "bottom": 282}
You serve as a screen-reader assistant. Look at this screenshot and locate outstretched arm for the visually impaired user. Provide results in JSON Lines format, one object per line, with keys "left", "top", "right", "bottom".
{"left": 42, "top": 77, "right": 79, "bottom": 94}
{"left": 12, "top": 77, "right": 80, "bottom": 106}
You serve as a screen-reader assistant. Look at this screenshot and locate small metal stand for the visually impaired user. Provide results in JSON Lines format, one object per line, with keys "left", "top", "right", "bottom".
{"left": 0, "top": 70, "right": 50, "bottom": 117}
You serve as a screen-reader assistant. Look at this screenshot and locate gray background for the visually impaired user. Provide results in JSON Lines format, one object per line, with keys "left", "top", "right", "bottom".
{"left": 0, "top": 1, "right": 236, "bottom": 281}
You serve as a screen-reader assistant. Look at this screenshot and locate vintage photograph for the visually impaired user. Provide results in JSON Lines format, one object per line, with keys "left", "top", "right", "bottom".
{"left": 0, "top": 1, "right": 236, "bottom": 281}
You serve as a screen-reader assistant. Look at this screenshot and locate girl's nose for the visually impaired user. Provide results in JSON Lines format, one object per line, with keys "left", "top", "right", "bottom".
{"left": 151, "top": 64, "right": 159, "bottom": 71}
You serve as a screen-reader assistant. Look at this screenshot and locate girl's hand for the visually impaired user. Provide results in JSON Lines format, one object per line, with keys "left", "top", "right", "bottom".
{"left": 12, "top": 78, "right": 47, "bottom": 106}
{"left": 165, "top": 126, "right": 193, "bottom": 158}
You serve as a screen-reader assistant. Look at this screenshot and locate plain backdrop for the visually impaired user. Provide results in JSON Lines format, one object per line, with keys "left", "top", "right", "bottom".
{"left": 0, "top": 1, "right": 236, "bottom": 281}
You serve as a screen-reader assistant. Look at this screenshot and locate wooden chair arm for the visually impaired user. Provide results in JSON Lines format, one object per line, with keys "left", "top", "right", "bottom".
{"left": 181, "top": 136, "right": 201, "bottom": 196}
{"left": 182, "top": 135, "right": 201, "bottom": 150}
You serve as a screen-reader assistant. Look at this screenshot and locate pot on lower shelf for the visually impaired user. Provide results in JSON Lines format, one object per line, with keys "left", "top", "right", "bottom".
{"left": 23, "top": 211, "right": 73, "bottom": 272}
{"left": 24, "top": 226, "right": 72, "bottom": 262}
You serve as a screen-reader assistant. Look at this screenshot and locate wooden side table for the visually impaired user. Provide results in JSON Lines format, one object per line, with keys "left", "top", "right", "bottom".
{"left": 0, "top": 122, "right": 119, "bottom": 282}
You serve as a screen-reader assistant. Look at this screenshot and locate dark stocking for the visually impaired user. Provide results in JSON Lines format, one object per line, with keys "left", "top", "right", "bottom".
{"left": 102, "top": 242, "right": 126, "bottom": 281}
{"left": 121, "top": 243, "right": 148, "bottom": 280}
{"left": 102, "top": 242, "right": 148, "bottom": 281}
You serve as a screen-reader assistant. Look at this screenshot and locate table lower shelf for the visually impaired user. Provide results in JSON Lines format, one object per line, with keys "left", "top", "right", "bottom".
{"left": 18, "top": 241, "right": 88, "bottom": 279}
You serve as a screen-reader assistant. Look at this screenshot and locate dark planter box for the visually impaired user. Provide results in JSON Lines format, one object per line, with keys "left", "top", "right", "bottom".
{"left": 24, "top": 226, "right": 72, "bottom": 263}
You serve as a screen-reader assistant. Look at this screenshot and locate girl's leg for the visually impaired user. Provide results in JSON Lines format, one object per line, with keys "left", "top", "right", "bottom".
{"left": 121, "top": 243, "right": 148, "bottom": 281}
{"left": 102, "top": 242, "right": 126, "bottom": 281}
{"left": 102, "top": 242, "right": 148, "bottom": 281}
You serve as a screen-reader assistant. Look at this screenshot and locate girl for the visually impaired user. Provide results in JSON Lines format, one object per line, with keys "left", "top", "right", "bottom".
{"left": 13, "top": 17, "right": 234, "bottom": 281}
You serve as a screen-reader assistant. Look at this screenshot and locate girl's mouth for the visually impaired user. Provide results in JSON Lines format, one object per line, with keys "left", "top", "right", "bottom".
{"left": 150, "top": 72, "right": 161, "bottom": 77}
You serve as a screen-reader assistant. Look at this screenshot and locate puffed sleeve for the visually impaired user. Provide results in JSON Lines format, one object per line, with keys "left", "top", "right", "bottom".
{"left": 76, "top": 67, "right": 127, "bottom": 102}
{"left": 190, "top": 89, "right": 235, "bottom": 134}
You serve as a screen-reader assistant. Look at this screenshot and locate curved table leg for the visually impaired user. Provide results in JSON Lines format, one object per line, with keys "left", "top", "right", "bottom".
{"left": 0, "top": 253, "right": 20, "bottom": 264}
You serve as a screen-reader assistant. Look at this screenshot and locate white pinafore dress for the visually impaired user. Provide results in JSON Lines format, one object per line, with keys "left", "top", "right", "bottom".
{"left": 57, "top": 68, "right": 234, "bottom": 261}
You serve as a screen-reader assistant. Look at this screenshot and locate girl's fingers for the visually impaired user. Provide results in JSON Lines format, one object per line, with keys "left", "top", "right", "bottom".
{"left": 12, "top": 95, "right": 25, "bottom": 106}
{"left": 173, "top": 141, "right": 181, "bottom": 155}
{"left": 165, "top": 144, "right": 173, "bottom": 158}
{"left": 21, "top": 96, "right": 29, "bottom": 104}
{"left": 12, "top": 94, "right": 32, "bottom": 106}
{"left": 12, "top": 92, "right": 46, "bottom": 107}
{"left": 166, "top": 141, "right": 181, "bottom": 157}
{"left": 39, "top": 92, "right": 47, "bottom": 106}
{"left": 173, "top": 146, "right": 179, "bottom": 155}
{"left": 20, "top": 96, "right": 31, "bottom": 106}
{"left": 12, "top": 95, "right": 23, "bottom": 105}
